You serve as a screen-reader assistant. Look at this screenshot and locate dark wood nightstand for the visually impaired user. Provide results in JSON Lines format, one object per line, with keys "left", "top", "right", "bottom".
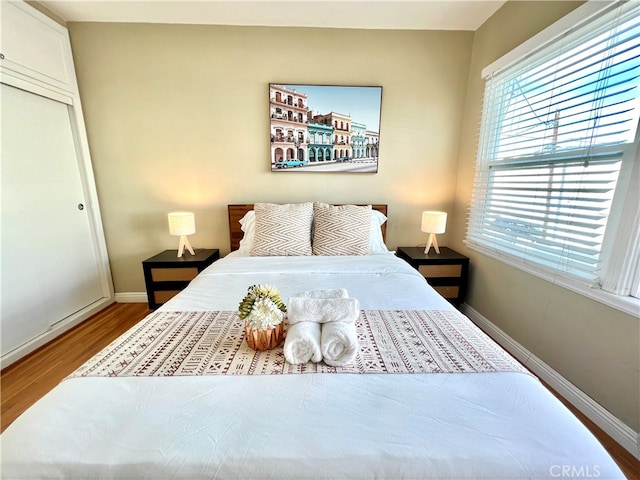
{"left": 396, "top": 246, "right": 469, "bottom": 307}
{"left": 142, "top": 249, "right": 220, "bottom": 309}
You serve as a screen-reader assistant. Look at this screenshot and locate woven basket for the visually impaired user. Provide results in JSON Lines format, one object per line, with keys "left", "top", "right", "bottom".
{"left": 245, "top": 321, "right": 284, "bottom": 351}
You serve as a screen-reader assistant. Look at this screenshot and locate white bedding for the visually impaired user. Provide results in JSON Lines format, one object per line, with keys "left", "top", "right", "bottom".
{"left": 165, "top": 251, "right": 453, "bottom": 312}
{"left": 1, "top": 254, "right": 623, "bottom": 479}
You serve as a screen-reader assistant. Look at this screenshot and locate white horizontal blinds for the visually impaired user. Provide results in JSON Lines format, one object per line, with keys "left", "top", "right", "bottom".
{"left": 473, "top": 151, "right": 623, "bottom": 280}
{"left": 467, "top": 1, "right": 640, "bottom": 283}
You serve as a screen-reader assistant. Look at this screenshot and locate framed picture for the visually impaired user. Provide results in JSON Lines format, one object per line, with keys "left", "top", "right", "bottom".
{"left": 269, "top": 84, "right": 382, "bottom": 173}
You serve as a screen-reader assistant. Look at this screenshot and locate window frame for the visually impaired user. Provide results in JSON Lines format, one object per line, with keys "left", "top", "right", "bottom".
{"left": 465, "top": 0, "right": 640, "bottom": 317}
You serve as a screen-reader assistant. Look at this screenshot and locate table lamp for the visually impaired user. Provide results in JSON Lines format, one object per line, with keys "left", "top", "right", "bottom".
{"left": 421, "top": 211, "right": 447, "bottom": 254}
{"left": 168, "top": 211, "right": 196, "bottom": 257}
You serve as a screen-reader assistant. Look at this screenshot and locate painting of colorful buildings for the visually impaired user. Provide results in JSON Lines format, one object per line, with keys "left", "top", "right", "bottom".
{"left": 269, "top": 84, "right": 381, "bottom": 173}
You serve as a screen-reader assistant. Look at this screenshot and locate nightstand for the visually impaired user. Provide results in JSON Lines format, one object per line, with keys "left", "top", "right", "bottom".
{"left": 142, "top": 249, "right": 220, "bottom": 309}
{"left": 396, "top": 246, "right": 469, "bottom": 307}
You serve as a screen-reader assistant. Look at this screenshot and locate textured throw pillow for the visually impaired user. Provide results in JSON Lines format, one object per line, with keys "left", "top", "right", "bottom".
{"left": 313, "top": 203, "right": 371, "bottom": 256}
{"left": 251, "top": 203, "right": 313, "bottom": 256}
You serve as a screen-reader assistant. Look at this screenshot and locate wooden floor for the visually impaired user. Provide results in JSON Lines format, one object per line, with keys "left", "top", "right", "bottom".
{"left": 1, "top": 302, "right": 639, "bottom": 478}
{"left": 1, "top": 303, "right": 150, "bottom": 432}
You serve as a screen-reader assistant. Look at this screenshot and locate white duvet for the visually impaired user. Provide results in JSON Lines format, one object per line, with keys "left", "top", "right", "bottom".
{"left": 0, "top": 254, "right": 623, "bottom": 479}
{"left": 165, "top": 252, "right": 453, "bottom": 312}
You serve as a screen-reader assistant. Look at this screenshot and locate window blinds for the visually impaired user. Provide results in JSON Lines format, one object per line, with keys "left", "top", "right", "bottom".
{"left": 467, "top": 1, "right": 640, "bottom": 283}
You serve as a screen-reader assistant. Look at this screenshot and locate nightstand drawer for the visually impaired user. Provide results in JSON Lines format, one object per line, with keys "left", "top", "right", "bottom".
{"left": 154, "top": 290, "right": 182, "bottom": 304}
{"left": 433, "top": 285, "right": 460, "bottom": 299}
{"left": 151, "top": 267, "right": 199, "bottom": 282}
{"left": 418, "top": 264, "right": 462, "bottom": 278}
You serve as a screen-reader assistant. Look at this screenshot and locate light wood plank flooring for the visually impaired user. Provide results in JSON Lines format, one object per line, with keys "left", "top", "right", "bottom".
{"left": 1, "top": 303, "right": 150, "bottom": 431}
{"left": 1, "top": 302, "right": 639, "bottom": 478}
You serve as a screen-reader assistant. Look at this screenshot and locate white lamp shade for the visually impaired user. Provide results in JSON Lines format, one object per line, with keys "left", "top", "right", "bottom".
{"left": 421, "top": 211, "right": 447, "bottom": 234}
{"left": 168, "top": 212, "right": 196, "bottom": 236}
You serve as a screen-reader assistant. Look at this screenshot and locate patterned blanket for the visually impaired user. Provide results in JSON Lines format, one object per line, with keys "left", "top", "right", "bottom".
{"left": 70, "top": 310, "right": 528, "bottom": 378}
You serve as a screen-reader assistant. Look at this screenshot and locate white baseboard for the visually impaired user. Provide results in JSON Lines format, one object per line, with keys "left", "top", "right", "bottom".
{"left": 0, "top": 297, "right": 115, "bottom": 369}
{"left": 115, "top": 292, "right": 148, "bottom": 303}
{"left": 462, "top": 304, "right": 640, "bottom": 461}
{"left": 1, "top": 293, "right": 145, "bottom": 368}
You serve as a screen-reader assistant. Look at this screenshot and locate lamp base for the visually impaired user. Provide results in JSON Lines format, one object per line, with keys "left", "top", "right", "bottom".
{"left": 424, "top": 233, "right": 441, "bottom": 254}
{"left": 177, "top": 235, "right": 195, "bottom": 257}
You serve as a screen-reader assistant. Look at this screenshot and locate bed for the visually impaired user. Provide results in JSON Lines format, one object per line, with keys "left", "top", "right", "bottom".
{"left": 1, "top": 202, "right": 623, "bottom": 479}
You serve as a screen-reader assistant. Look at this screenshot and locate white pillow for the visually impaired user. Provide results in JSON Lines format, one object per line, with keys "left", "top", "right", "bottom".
{"left": 238, "top": 210, "right": 255, "bottom": 254}
{"left": 237, "top": 206, "right": 391, "bottom": 254}
{"left": 370, "top": 209, "right": 391, "bottom": 254}
{"left": 312, "top": 203, "right": 371, "bottom": 256}
{"left": 250, "top": 202, "right": 313, "bottom": 256}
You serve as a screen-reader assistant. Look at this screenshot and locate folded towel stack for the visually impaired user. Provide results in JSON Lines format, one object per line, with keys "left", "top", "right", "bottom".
{"left": 293, "top": 288, "right": 349, "bottom": 299}
{"left": 283, "top": 289, "right": 359, "bottom": 367}
{"left": 287, "top": 298, "right": 359, "bottom": 325}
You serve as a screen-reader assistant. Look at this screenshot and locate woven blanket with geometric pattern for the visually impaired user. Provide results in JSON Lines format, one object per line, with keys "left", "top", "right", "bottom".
{"left": 69, "top": 309, "right": 529, "bottom": 378}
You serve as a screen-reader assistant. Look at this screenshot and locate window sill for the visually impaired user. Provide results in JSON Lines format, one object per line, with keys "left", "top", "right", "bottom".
{"left": 464, "top": 241, "right": 640, "bottom": 318}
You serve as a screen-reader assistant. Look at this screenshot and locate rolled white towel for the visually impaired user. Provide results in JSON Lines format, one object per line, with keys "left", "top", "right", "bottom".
{"left": 284, "top": 322, "right": 322, "bottom": 364}
{"left": 287, "top": 297, "right": 360, "bottom": 325}
{"left": 293, "top": 289, "right": 349, "bottom": 299}
{"left": 321, "top": 321, "right": 358, "bottom": 367}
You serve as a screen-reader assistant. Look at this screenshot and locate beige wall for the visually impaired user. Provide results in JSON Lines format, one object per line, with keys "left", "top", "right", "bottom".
{"left": 68, "top": 23, "right": 472, "bottom": 294}
{"left": 452, "top": 1, "right": 639, "bottom": 431}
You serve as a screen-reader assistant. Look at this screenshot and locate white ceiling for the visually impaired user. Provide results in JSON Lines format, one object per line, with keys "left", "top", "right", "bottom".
{"left": 39, "top": 0, "right": 506, "bottom": 31}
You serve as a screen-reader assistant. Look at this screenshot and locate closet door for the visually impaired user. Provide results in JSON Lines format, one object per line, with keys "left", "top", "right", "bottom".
{"left": 1, "top": 84, "right": 103, "bottom": 354}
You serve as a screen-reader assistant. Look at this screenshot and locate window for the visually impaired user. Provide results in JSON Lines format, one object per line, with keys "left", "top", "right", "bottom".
{"left": 466, "top": 1, "right": 640, "bottom": 312}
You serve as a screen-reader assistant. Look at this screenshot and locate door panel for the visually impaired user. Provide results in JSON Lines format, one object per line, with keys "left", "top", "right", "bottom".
{"left": 0, "top": 1, "right": 73, "bottom": 92}
{"left": 1, "top": 83, "right": 103, "bottom": 354}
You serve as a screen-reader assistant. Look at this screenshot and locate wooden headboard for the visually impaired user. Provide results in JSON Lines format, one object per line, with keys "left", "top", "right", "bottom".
{"left": 228, "top": 204, "right": 388, "bottom": 251}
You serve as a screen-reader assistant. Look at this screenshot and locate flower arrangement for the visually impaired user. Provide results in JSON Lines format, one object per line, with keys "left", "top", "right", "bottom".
{"left": 238, "top": 284, "right": 286, "bottom": 330}
{"left": 238, "top": 285, "right": 286, "bottom": 351}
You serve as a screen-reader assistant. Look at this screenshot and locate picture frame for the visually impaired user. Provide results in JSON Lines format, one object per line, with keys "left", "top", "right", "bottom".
{"left": 269, "top": 84, "right": 382, "bottom": 173}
